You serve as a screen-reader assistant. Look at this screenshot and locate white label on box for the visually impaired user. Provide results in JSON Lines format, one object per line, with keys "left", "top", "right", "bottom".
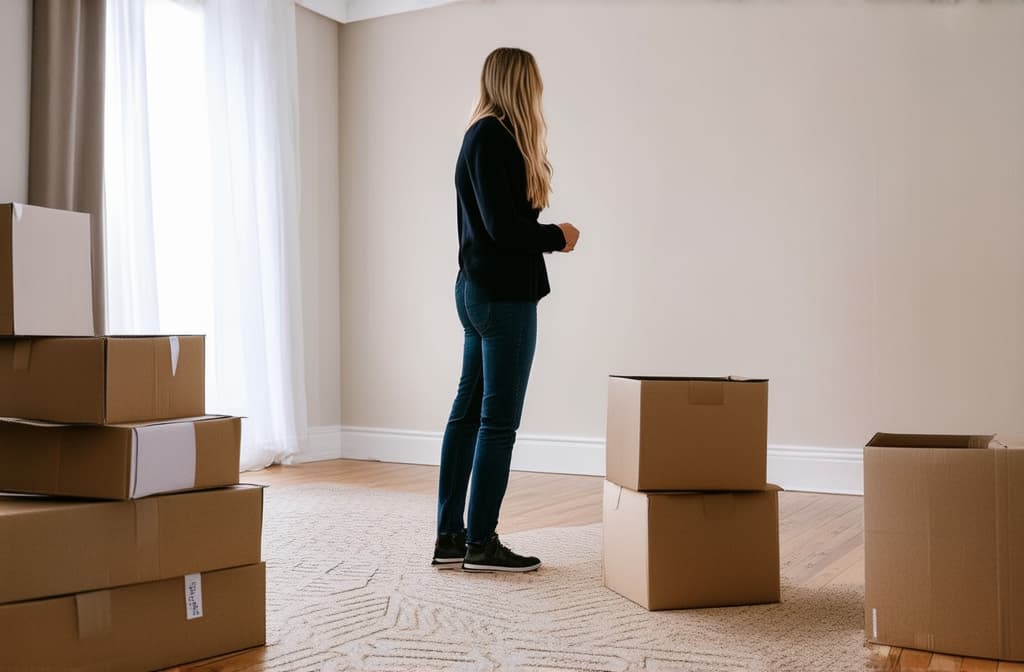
{"left": 10, "top": 204, "right": 94, "bottom": 335}
{"left": 130, "top": 421, "right": 197, "bottom": 498}
{"left": 185, "top": 573, "right": 203, "bottom": 620}
{"left": 169, "top": 335, "right": 180, "bottom": 376}
{"left": 872, "top": 608, "right": 878, "bottom": 639}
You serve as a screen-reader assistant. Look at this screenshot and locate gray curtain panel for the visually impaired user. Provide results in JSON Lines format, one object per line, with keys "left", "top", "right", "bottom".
{"left": 28, "top": 0, "right": 106, "bottom": 336}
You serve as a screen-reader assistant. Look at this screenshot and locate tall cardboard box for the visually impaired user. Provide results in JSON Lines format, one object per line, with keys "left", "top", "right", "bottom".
{"left": 0, "top": 335, "right": 204, "bottom": 423}
{"left": 864, "top": 433, "right": 1024, "bottom": 661}
{"left": 606, "top": 376, "right": 768, "bottom": 491}
{"left": 0, "top": 563, "right": 267, "bottom": 672}
{"left": 0, "top": 415, "right": 242, "bottom": 499}
{"left": 0, "top": 203, "right": 94, "bottom": 336}
{"left": 0, "top": 486, "right": 263, "bottom": 605}
{"left": 603, "top": 480, "right": 781, "bottom": 610}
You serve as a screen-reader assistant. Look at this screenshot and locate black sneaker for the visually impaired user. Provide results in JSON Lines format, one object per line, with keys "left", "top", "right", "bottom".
{"left": 463, "top": 535, "right": 541, "bottom": 573}
{"left": 432, "top": 531, "right": 467, "bottom": 569}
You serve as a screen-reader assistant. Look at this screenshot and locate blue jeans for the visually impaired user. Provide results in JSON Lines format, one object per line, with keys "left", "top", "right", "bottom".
{"left": 436, "top": 273, "right": 538, "bottom": 544}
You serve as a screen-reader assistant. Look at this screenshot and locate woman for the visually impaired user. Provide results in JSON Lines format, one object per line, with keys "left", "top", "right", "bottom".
{"left": 433, "top": 47, "right": 580, "bottom": 573}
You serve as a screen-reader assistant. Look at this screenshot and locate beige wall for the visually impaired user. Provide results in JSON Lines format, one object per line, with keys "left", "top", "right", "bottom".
{"left": 0, "top": 0, "right": 31, "bottom": 203}
{"left": 297, "top": 6, "right": 343, "bottom": 427}
{"left": 338, "top": 0, "right": 1024, "bottom": 451}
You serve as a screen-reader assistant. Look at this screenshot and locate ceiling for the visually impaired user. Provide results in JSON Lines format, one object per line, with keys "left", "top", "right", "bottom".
{"left": 295, "top": 0, "right": 467, "bottom": 23}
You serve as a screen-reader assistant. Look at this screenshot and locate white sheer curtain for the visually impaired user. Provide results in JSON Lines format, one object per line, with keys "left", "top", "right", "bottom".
{"left": 103, "top": 0, "right": 158, "bottom": 333}
{"left": 104, "top": 0, "right": 308, "bottom": 470}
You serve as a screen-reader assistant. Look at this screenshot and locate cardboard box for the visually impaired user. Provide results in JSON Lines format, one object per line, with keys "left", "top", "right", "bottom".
{"left": 0, "top": 563, "right": 266, "bottom": 672}
{"left": 864, "top": 433, "right": 1024, "bottom": 661}
{"left": 0, "top": 485, "right": 263, "bottom": 604}
{"left": 606, "top": 376, "right": 769, "bottom": 491}
{"left": 0, "top": 415, "right": 241, "bottom": 499}
{"left": 0, "top": 203, "right": 94, "bottom": 336}
{"left": 0, "top": 335, "right": 204, "bottom": 423}
{"left": 603, "top": 480, "right": 781, "bottom": 610}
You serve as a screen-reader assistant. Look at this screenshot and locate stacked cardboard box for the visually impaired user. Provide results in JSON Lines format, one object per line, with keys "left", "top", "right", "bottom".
{"left": 0, "top": 203, "right": 266, "bottom": 671}
{"left": 602, "top": 375, "right": 781, "bottom": 610}
{"left": 864, "top": 433, "right": 1024, "bottom": 661}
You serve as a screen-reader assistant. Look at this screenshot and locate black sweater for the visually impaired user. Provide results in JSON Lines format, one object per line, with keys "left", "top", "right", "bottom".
{"left": 455, "top": 116, "right": 566, "bottom": 301}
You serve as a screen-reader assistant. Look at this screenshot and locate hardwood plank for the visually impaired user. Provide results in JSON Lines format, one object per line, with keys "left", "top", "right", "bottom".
{"left": 829, "top": 554, "right": 865, "bottom": 587}
{"left": 897, "top": 649, "right": 934, "bottom": 671}
{"left": 868, "top": 644, "right": 900, "bottom": 672}
{"left": 927, "top": 654, "right": 962, "bottom": 671}
{"left": 961, "top": 659, "right": 1000, "bottom": 672}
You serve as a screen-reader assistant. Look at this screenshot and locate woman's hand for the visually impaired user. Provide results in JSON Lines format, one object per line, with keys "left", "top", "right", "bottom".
{"left": 558, "top": 223, "right": 580, "bottom": 252}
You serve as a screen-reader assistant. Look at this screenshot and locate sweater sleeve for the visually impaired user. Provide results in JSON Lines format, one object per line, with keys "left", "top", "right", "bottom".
{"left": 466, "top": 124, "right": 566, "bottom": 254}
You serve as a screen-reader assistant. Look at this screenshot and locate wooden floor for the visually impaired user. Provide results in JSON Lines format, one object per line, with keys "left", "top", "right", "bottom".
{"left": 172, "top": 459, "right": 1022, "bottom": 672}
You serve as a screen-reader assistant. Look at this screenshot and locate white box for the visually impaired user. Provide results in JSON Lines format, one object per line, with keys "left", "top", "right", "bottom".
{"left": 0, "top": 203, "right": 94, "bottom": 335}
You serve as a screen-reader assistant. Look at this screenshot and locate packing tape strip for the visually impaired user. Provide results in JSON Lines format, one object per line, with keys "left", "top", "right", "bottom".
{"left": 169, "top": 336, "right": 180, "bottom": 376}
{"left": 688, "top": 380, "right": 725, "bottom": 405}
{"left": 702, "top": 493, "right": 737, "bottom": 520}
{"left": 76, "top": 590, "right": 112, "bottom": 640}
{"left": 134, "top": 499, "right": 161, "bottom": 579}
{"left": 12, "top": 340, "right": 31, "bottom": 372}
{"left": 995, "top": 448, "right": 1010, "bottom": 658}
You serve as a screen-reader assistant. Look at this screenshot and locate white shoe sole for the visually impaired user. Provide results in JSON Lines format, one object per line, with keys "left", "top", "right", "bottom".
{"left": 432, "top": 558, "right": 463, "bottom": 570}
{"left": 462, "top": 562, "right": 541, "bottom": 573}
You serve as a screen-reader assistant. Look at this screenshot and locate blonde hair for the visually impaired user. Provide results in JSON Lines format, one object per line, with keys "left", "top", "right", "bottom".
{"left": 469, "top": 47, "right": 552, "bottom": 209}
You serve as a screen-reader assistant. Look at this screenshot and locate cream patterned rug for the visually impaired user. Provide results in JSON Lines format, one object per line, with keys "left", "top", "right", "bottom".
{"left": 259, "top": 484, "right": 873, "bottom": 671}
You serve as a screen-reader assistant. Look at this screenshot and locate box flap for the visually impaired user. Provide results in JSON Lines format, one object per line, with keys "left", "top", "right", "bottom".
{"left": 602, "top": 481, "right": 651, "bottom": 608}
{"left": 609, "top": 374, "right": 768, "bottom": 383}
{"left": 992, "top": 435, "right": 1024, "bottom": 450}
{"left": 605, "top": 377, "right": 642, "bottom": 489}
{"left": 105, "top": 334, "right": 204, "bottom": 338}
{"left": 867, "top": 433, "right": 995, "bottom": 449}
{"left": 0, "top": 415, "right": 230, "bottom": 429}
{"left": 0, "top": 496, "right": 102, "bottom": 517}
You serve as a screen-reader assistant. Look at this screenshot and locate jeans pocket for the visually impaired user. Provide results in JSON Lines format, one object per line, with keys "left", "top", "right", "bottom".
{"left": 466, "top": 300, "right": 491, "bottom": 333}
{"left": 464, "top": 281, "right": 491, "bottom": 332}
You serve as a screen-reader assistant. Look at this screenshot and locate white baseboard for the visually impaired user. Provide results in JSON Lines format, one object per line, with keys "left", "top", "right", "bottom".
{"left": 297, "top": 425, "right": 864, "bottom": 495}
{"left": 765, "top": 444, "right": 863, "bottom": 495}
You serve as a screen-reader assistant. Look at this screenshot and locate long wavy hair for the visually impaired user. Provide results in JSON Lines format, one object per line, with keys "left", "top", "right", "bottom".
{"left": 468, "top": 47, "right": 552, "bottom": 209}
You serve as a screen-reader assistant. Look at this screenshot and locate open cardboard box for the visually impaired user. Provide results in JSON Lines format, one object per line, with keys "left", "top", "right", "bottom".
{"left": 864, "top": 433, "right": 1024, "bottom": 661}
